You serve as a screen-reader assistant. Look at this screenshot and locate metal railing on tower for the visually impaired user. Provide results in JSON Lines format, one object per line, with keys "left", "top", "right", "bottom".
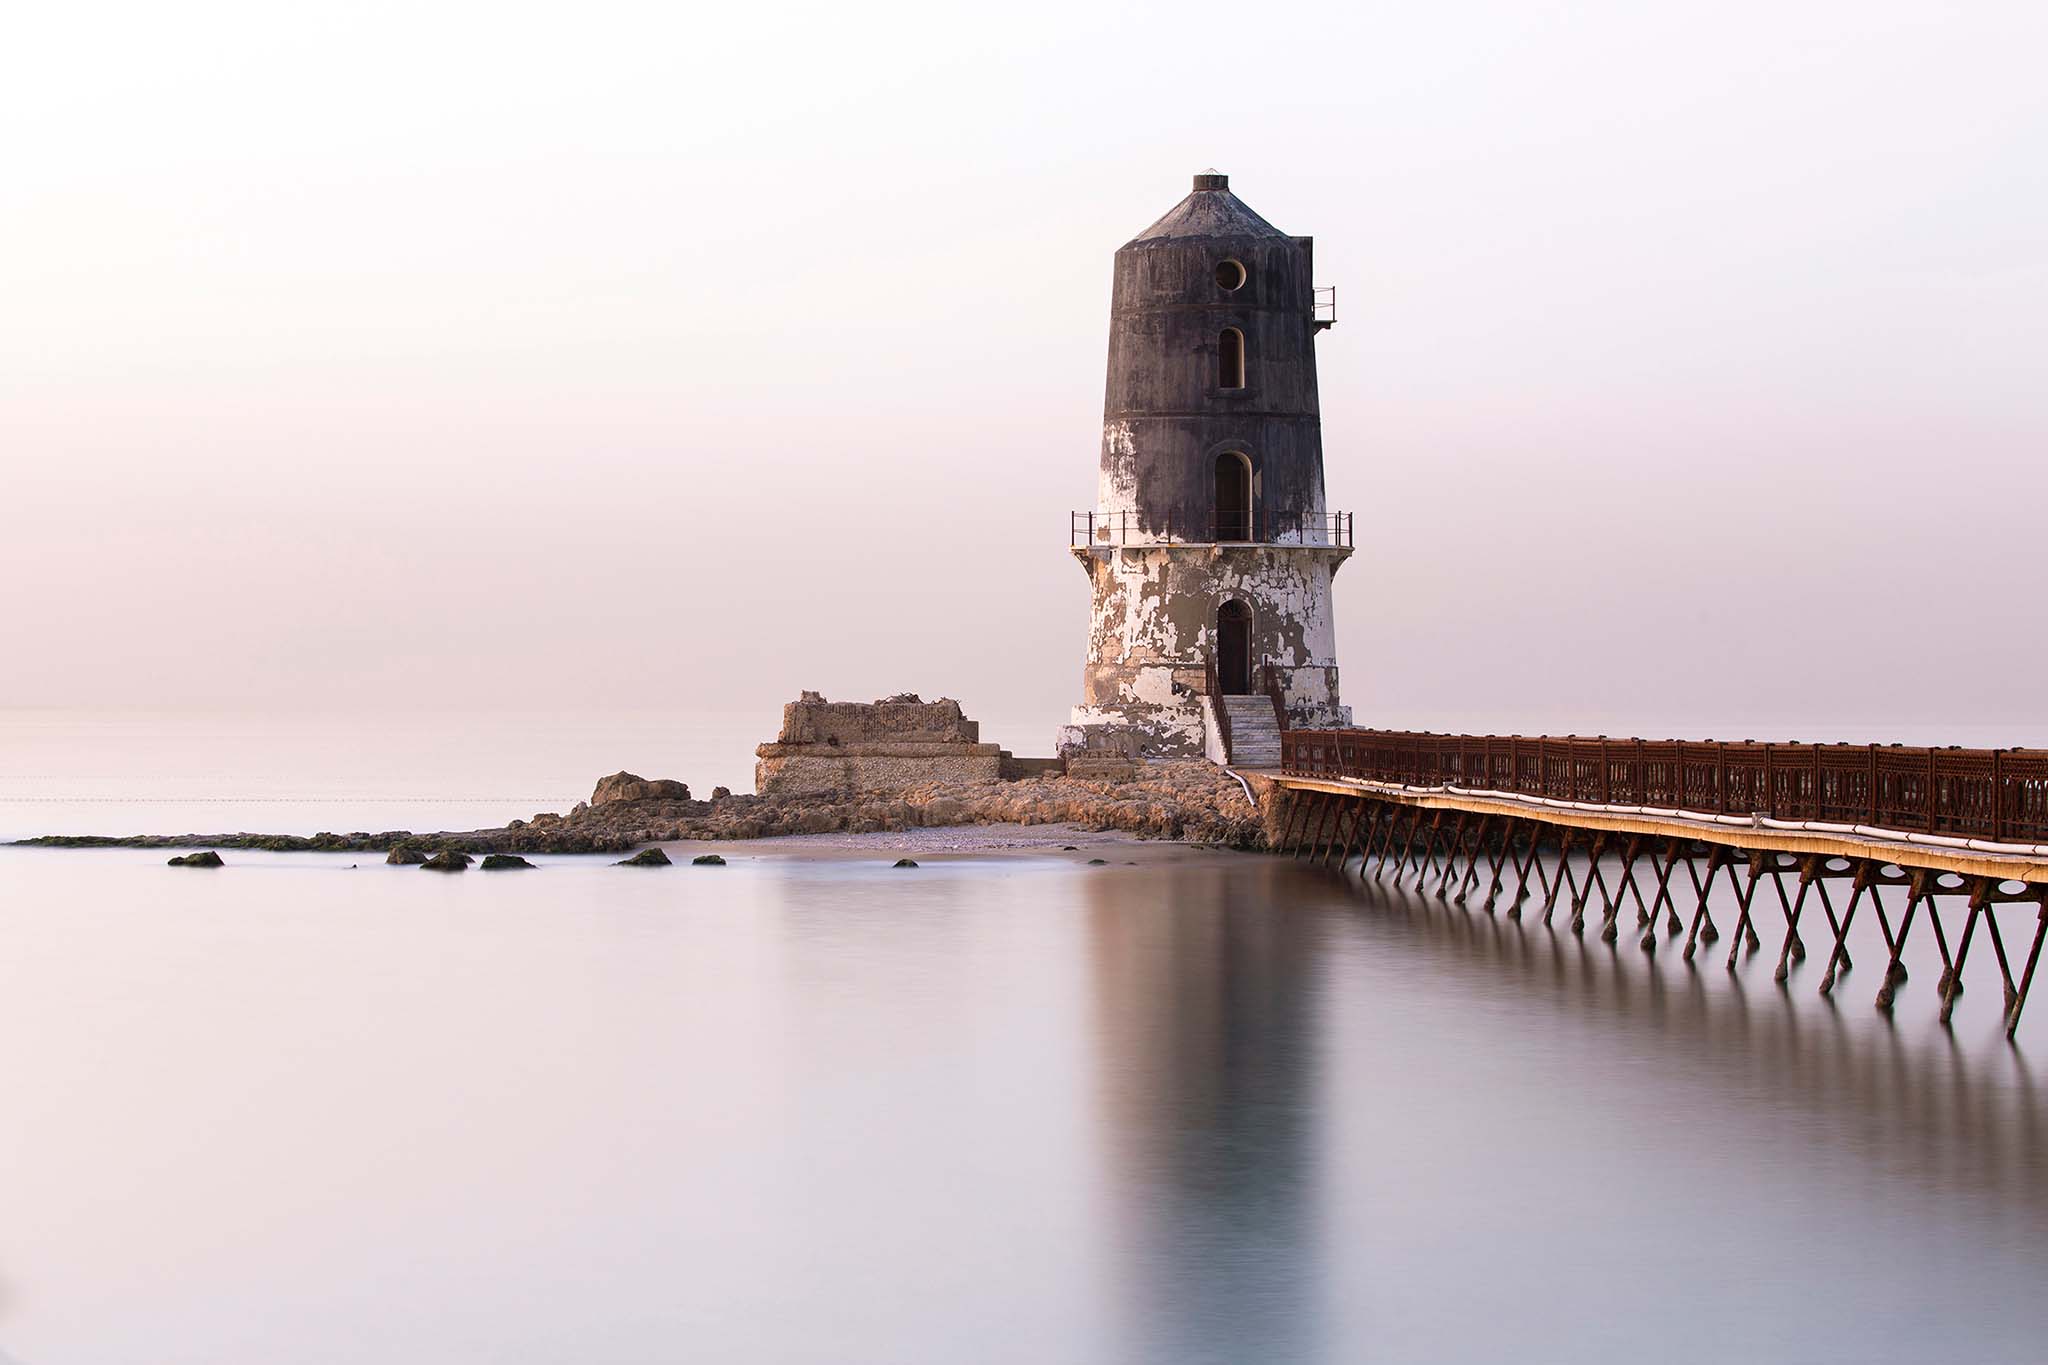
{"left": 1069, "top": 510, "right": 1353, "bottom": 548}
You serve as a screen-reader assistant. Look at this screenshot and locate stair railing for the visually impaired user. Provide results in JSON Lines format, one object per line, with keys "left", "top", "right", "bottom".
{"left": 1205, "top": 649, "right": 1234, "bottom": 758}
{"left": 1261, "top": 663, "right": 1290, "bottom": 733}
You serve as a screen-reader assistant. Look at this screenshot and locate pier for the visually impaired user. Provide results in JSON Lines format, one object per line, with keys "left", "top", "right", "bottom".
{"left": 1270, "top": 730, "right": 2048, "bottom": 1036}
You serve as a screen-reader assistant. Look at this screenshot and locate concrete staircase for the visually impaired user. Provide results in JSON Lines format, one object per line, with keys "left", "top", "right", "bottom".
{"left": 1221, "top": 694, "right": 1283, "bottom": 768}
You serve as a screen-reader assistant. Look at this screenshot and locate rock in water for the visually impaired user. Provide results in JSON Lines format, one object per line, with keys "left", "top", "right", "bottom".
{"left": 691, "top": 853, "right": 726, "bottom": 866}
{"left": 480, "top": 854, "right": 534, "bottom": 870}
{"left": 420, "top": 850, "right": 473, "bottom": 872}
{"left": 1086, "top": 858, "right": 1108, "bottom": 866}
{"left": 167, "top": 851, "right": 224, "bottom": 867}
{"left": 893, "top": 858, "right": 919, "bottom": 868}
{"left": 386, "top": 845, "right": 429, "bottom": 865}
{"left": 616, "top": 848, "right": 673, "bottom": 867}
{"left": 591, "top": 772, "right": 692, "bottom": 805}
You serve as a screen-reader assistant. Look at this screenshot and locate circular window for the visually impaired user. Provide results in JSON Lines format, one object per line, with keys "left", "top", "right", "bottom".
{"left": 1215, "top": 259, "right": 1246, "bottom": 291}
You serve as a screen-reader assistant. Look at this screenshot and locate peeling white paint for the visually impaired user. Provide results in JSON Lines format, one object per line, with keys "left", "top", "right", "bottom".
{"left": 1064, "top": 543, "right": 1351, "bottom": 757}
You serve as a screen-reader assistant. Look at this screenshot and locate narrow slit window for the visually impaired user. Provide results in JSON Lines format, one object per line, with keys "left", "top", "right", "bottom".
{"left": 1218, "top": 328, "right": 1245, "bottom": 390}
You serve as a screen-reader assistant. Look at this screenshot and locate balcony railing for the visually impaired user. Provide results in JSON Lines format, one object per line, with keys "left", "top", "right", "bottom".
{"left": 1313, "top": 286, "right": 1337, "bottom": 330}
{"left": 1070, "top": 510, "right": 1354, "bottom": 548}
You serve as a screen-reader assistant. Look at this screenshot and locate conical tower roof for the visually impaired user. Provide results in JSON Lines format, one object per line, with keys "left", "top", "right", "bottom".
{"left": 1123, "top": 171, "right": 1287, "bottom": 248}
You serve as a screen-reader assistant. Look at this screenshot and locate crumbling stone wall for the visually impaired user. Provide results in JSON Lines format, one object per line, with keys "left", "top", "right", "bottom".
{"left": 777, "top": 692, "right": 982, "bottom": 747}
{"left": 756, "top": 692, "right": 1003, "bottom": 797}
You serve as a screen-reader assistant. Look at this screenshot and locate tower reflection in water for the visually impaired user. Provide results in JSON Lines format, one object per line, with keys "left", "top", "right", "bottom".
{"left": 1084, "top": 858, "right": 1330, "bottom": 1363}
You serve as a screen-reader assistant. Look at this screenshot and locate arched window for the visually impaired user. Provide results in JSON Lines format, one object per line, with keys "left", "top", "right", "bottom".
{"left": 1214, "top": 452, "right": 1253, "bottom": 541}
{"left": 1218, "top": 328, "right": 1245, "bottom": 390}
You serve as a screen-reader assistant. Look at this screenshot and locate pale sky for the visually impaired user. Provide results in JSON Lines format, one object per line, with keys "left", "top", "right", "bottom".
{"left": 4, "top": 0, "right": 2045, "bottom": 751}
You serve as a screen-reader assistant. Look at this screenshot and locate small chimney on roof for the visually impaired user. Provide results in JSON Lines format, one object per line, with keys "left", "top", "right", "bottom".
{"left": 1192, "top": 169, "right": 1228, "bottom": 191}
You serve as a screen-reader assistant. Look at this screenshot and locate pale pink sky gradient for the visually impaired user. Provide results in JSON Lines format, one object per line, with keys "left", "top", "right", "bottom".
{"left": 4, "top": 0, "right": 2045, "bottom": 752}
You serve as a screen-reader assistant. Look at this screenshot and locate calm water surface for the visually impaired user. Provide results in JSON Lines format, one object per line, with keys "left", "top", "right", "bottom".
{"left": 1, "top": 841, "right": 2043, "bottom": 1364}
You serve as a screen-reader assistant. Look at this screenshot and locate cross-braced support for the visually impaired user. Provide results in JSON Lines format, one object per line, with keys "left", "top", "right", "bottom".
{"left": 1267, "top": 777, "right": 2047, "bottom": 1038}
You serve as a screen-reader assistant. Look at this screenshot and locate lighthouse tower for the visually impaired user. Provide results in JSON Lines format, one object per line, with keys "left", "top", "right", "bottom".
{"left": 1059, "top": 171, "right": 1351, "bottom": 762}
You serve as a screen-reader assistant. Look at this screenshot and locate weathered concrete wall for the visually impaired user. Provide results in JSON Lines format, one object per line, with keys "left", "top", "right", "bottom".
{"left": 757, "top": 693, "right": 1001, "bottom": 796}
{"left": 1063, "top": 543, "right": 1352, "bottom": 756}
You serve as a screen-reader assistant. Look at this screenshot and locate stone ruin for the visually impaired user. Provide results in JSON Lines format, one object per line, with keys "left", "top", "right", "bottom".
{"left": 755, "top": 692, "right": 1005, "bottom": 797}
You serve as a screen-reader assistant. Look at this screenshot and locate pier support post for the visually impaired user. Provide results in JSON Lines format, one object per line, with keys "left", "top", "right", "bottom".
{"left": 1540, "top": 830, "right": 1575, "bottom": 925}
{"left": 1367, "top": 802, "right": 1402, "bottom": 876}
{"left": 1456, "top": 816, "right": 1492, "bottom": 906}
{"left": 1875, "top": 871, "right": 1927, "bottom": 1011}
{"left": 1683, "top": 846, "right": 1729, "bottom": 962}
{"left": 1325, "top": 800, "right": 1361, "bottom": 869}
{"left": 1821, "top": 862, "right": 1871, "bottom": 994}
{"left": 1279, "top": 794, "right": 1308, "bottom": 854}
{"left": 1507, "top": 824, "right": 1542, "bottom": 916}
{"left": 1941, "top": 881, "right": 1987, "bottom": 1025}
{"left": 1725, "top": 854, "right": 1765, "bottom": 972}
{"left": 1430, "top": 813, "right": 1468, "bottom": 898}
{"left": 2007, "top": 904, "right": 2048, "bottom": 1038}
{"left": 1568, "top": 832, "right": 1608, "bottom": 934}
{"left": 1481, "top": 819, "right": 1513, "bottom": 912}
{"left": 1607, "top": 836, "right": 1646, "bottom": 943}
{"left": 1648, "top": 839, "right": 1685, "bottom": 933}
{"left": 1772, "top": 858, "right": 1817, "bottom": 984}
{"left": 1927, "top": 892, "right": 1958, "bottom": 997}
{"left": 1403, "top": 811, "right": 1443, "bottom": 885}
{"left": 1308, "top": 795, "right": 1339, "bottom": 861}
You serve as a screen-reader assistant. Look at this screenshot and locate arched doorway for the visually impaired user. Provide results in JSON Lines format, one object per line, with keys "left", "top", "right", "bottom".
{"left": 1216, "top": 600, "right": 1252, "bottom": 695}
{"left": 1214, "top": 452, "right": 1252, "bottom": 541}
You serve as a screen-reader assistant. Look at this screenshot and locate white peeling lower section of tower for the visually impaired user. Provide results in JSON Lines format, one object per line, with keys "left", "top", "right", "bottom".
{"left": 1059, "top": 171, "right": 1351, "bottom": 764}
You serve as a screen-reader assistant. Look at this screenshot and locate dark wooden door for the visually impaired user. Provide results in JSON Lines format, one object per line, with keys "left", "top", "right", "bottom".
{"left": 1218, "top": 602, "right": 1252, "bottom": 695}
{"left": 1214, "top": 453, "right": 1251, "bottom": 541}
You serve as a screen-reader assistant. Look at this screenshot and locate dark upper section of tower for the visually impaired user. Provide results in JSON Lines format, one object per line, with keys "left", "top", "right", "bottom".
{"left": 1100, "top": 171, "right": 1328, "bottom": 540}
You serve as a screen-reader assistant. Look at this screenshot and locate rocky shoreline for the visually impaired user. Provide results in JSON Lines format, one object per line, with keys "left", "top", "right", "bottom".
{"left": 15, "top": 761, "right": 1278, "bottom": 856}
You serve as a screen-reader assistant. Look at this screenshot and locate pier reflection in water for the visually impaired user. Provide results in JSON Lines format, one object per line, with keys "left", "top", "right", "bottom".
{"left": 1080, "top": 857, "right": 2048, "bottom": 1363}
{"left": 0, "top": 847, "right": 2044, "bottom": 1363}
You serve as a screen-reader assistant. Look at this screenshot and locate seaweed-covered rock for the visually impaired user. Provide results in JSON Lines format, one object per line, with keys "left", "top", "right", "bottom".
{"left": 421, "top": 850, "right": 473, "bottom": 872}
{"left": 892, "top": 858, "right": 919, "bottom": 868}
{"left": 691, "top": 853, "right": 726, "bottom": 866}
{"left": 480, "top": 853, "right": 534, "bottom": 870}
{"left": 168, "top": 851, "right": 223, "bottom": 867}
{"left": 616, "top": 848, "right": 672, "bottom": 867}
{"left": 386, "top": 845, "right": 429, "bottom": 865}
